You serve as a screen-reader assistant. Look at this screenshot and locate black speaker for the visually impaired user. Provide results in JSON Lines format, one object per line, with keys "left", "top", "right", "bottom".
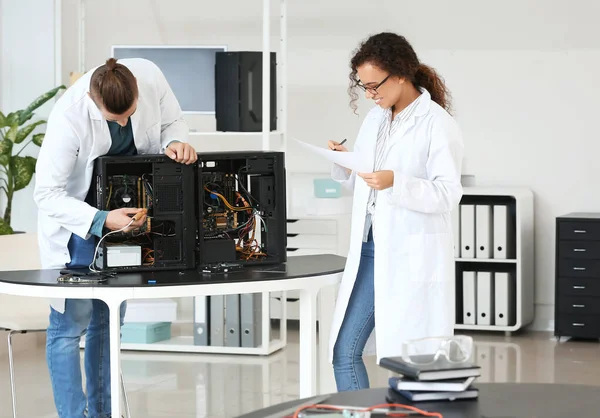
{"left": 215, "top": 51, "right": 277, "bottom": 132}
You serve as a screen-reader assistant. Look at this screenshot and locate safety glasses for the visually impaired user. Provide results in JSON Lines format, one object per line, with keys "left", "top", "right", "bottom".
{"left": 401, "top": 335, "right": 473, "bottom": 365}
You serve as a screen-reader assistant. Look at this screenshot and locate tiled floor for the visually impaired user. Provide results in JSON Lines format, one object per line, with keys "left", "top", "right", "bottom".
{"left": 1, "top": 328, "right": 600, "bottom": 418}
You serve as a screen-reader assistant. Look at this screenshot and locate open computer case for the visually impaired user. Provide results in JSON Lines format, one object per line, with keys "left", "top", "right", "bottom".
{"left": 90, "top": 151, "right": 286, "bottom": 272}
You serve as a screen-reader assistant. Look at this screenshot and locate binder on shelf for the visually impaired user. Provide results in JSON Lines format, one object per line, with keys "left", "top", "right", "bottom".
{"left": 494, "top": 272, "right": 514, "bottom": 326}
{"left": 493, "top": 205, "right": 508, "bottom": 259}
{"left": 475, "top": 205, "right": 492, "bottom": 259}
{"left": 460, "top": 204, "right": 475, "bottom": 258}
{"left": 225, "top": 294, "right": 241, "bottom": 347}
{"left": 209, "top": 295, "right": 225, "bottom": 346}
{"left": 193, "top": 296, "right": 209, "bottom": 346}
{"left": 476, "top": 272, "right": 494, "bottom": 326}
{"left": 241, "top": 293, "right": 263, "bottom": 348}
{"left": 462, "top": 271, "right": 477, "bottom": 325}
{"left": 452, "top": 206, "right": 461, "bottom": 258}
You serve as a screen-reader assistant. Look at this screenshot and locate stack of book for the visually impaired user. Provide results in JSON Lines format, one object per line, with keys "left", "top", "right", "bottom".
{"left": 380, "top": 354, "right": 481, "bottom": 402}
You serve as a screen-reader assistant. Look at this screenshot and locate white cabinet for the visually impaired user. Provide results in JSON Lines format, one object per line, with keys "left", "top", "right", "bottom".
{"left": 454, "top": 187, "right": 535, "bottom": 333}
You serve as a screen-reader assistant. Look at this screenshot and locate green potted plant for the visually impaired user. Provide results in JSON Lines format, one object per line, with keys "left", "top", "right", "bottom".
{"left": 0, "top": 85, "right": 66, "bottom": 235}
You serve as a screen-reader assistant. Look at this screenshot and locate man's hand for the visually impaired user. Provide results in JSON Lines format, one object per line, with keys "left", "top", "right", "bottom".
{"left": 358, "top": 170, "right": 394, "bottom": 191}
{"left": 166, "top": 142, "right": 198, "bottom": 165}
{"left": 105, "top": 208, "right": 147, "bottom": 232}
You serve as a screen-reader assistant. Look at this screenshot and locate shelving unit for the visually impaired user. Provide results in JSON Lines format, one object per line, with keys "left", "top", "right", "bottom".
{"left": 454, "top": 187, "right": 535, "bottom": 334}
{"left": 79, "top": 0, "right": 292, "bottom": 356}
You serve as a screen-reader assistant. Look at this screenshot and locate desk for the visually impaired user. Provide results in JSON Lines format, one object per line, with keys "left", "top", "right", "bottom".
{"left": 237, "top": 383, "right": 600, "bottom": 418}
{"left": 0, "top": 254, "right": 345, "bottom": 418}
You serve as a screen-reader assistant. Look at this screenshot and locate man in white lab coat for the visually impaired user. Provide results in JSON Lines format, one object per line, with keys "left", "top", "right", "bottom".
{"left": 34, "top": 58, "right": 197, "bottom": 418}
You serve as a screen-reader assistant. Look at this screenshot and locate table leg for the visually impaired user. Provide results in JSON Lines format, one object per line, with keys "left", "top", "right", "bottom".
{"left": 318, "top": 284, "right": 337, "bottom": 395}
{"left": 299, "top": 288, "right": 317, "bottom": 398}
{"left": 109, "top": 301, "right": 122, "bottom": 418}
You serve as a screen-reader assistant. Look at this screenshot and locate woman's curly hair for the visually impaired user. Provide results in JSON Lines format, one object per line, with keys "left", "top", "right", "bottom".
{"left": 348, "top": 32, "right": 452, "bottom": 114}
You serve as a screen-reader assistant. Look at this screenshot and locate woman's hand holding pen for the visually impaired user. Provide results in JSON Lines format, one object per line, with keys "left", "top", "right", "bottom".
{"left": 328, "top": 139, "right": 351, "bottom": 175}
{"left": 328, "top": 139, "right": 348, "bottom": 152}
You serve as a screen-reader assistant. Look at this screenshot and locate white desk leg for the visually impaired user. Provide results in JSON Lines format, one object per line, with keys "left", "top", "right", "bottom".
{"left": 299, "top": 288, "right": 317, "bottom": 398}
{"left": 108, "top": 301, "right": 122, "bottom": 418}
{"left": 318, "top": 284, "right": 337, "bottom": 395}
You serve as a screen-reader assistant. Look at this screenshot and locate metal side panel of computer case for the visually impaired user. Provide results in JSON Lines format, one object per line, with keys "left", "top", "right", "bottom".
{"left": 91, "top": 154, "right": 196, "bottom": 272}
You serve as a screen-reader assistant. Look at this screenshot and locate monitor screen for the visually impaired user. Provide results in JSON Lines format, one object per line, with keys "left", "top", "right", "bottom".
{"left": 112, "top": 46, "right": 227, "bottom": 114}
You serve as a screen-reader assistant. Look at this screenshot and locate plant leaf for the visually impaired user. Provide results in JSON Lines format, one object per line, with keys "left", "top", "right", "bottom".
{"left": 15, "top": 120, "right": 46, "bottom": 144}
{"left": 20, "top": 85, "right": 66, "bottom": 124}
{"left": 0, "top": 139, "right": 13, "bottom": 166}
{"left": 6, "top": 112, "right": 19, "bottom": 126}
{"left": 0, "top": 112, "right": 6, "bottom": 128}
{"left": 17, "top": 111, "right": 34, "bottom": 126}
{"left": 12, "top": 156, "right": 36, "bottom": 191}
{"left": 0, "top": 218, "right": 14, "bottom": 235}
{"left": 32, "top": 133, "right": 45, "bottom": 147}
{"left": 6, "top": 125, "right": 18, "bottom": 142}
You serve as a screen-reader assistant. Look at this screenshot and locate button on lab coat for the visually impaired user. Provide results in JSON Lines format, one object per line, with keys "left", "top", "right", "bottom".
{"left": 328, "top": 89, "right": 464, "bottom": 363}
{"left": 34, "top": 58, "right": 189, "bottom": 313}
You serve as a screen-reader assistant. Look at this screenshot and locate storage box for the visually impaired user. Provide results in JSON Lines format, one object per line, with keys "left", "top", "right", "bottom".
{"left": 124, "top": 299, "right": 178, "bottom": 323}
{"left": 313, "top": 179, "right": 341, "bottom": 198}
{"left": 121, "top": 322, "right": 171, "bottom": 344}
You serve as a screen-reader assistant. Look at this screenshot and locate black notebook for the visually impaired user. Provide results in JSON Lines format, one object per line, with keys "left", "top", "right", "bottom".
{"left": 394, "top": 387, "right": 479, "bottom": 402}
{"left": 380, "top": 355, "right": 481, "bottom": 381}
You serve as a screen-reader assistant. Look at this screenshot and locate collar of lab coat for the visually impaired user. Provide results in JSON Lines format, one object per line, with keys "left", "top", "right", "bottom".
{"left": 414, "top": 87, "right": 431, "bottom": 117}
{"left": 85, "top": 90, "right": 142, "bottom": 138}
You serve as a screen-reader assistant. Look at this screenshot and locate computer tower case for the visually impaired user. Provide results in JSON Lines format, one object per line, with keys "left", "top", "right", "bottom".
{"left": 90, "top": 155, "right": 196, "bottom": 272}
{"left": 197, "top": 151, "right": 286, "bottom": 266}
{"left": 215, "top": 51, "right": 277, "bottom": 132}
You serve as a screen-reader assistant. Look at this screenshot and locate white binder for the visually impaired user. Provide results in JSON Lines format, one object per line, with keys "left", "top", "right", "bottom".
{"left": 462, "top": 271, "right": 477, "bottom": 325}
{"left": 241, "top": 293, "right": 263, "bottom": 348}
{"left": 476, "top": 272, "right": 494, "bottom": 326}
{"left": 460, "top": 205, "right": 475, "bottom": 258}
{"left": 476, "top": 205, "right": 492, "bottom": 259}
{"left": 209, "top": 295, "right": 225, "bottom": 346}
{"left": 451, "top": 205, "right": 460, "bottom": 258}
{"left": 452, "top": 206, "right": 461, "bottom": 258}
{"left": 225, "top": 294, "right": 241, "bottom": 347}
{"left": 493, "top": 205, "right": 508, "bottom": 259}
{"left": 494, "top": 272, "right": 514, "bottom": 326}
{"left": 193, "top": 296, "right": 209, "bottom": 346}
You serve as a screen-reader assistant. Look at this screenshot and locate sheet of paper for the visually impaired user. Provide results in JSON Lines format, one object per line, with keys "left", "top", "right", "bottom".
{"left": 292, "top": 138, "right": 372, "bottom": 173}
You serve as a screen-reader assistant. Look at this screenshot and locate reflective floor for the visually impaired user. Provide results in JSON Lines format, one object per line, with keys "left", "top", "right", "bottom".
{"left": 0, "top": 327, "right": 599, "bottom": 418}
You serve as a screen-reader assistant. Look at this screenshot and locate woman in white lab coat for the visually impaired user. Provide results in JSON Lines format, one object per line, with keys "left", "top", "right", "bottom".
{"left": 327, "top": 32, "right": 464, "bottom": 391}
{"left": 34, "top": 58, "right": 197, "bottom": 418}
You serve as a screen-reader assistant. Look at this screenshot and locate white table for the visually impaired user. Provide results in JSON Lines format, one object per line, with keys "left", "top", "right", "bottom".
{"left": 0, "top": 254, "right": 344, "bottom": 418}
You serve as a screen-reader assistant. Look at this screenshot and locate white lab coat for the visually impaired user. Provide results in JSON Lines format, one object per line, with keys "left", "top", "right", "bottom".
{"left": 328, "top": 89, "right": 464, "bottom": 363}
{"left": 34, "top": 58, "right": 189, "bottom": 313}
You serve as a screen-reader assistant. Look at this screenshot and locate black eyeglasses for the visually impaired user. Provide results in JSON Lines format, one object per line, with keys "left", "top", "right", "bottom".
{"left": 356, "top": 75, "right": 390, "bottom": 94}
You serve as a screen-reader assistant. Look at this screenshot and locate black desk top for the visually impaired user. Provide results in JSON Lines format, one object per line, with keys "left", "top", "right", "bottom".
{"left": 236, "top": 383, "right": 600, "bottom": 418}
{"left": 0, "top": 255, "right": 346, "bottom": 288}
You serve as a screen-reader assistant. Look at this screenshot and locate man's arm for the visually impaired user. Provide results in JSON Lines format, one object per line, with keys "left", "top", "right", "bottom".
{"left": 34, "top": 113, "right": 99, "bottom": 239}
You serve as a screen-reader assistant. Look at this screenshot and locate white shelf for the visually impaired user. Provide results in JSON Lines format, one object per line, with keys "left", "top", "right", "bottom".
{"left": 84, "top": 335, "right": 286, "bottom": 356}
{"left": 456, "top": 258, "right": 517, "bottom": 263}
{"left": 455, "top": 324, "right": 520, "bottom": 332}
{"left": 189, "top": 131, "right": 283, "bottom": 137}
{"left": 454, "top": 187, "right": 535, "bottom": 333}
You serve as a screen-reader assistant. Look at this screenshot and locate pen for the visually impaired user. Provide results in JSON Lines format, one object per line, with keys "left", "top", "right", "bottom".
{"left": 333, "top": 138, "right": 347, "bottom": 151}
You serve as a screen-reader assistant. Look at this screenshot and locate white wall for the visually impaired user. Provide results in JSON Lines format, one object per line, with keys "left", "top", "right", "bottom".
{"left": 0, "top": 0, "right": 58, "bottom": 233}
{"left": 2, "top": 0, "right": 598, "bottom": 328}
